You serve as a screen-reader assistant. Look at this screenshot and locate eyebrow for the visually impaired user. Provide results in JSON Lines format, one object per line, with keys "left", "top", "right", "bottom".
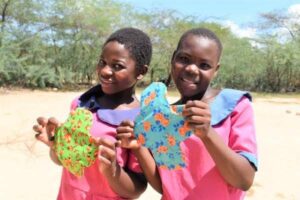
{"left": 175, "top": 51, "right": 190, "bottom": 58}
{"left": 100, "top": 56, "right": 126, "bottom": 63}
{"left": 176, "top": 51, "right": 211, "bottom": 63}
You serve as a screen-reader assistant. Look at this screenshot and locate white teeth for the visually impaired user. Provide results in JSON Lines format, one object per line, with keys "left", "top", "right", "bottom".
{"left": 100, "top": 78, "right": 113, "bottom": 84}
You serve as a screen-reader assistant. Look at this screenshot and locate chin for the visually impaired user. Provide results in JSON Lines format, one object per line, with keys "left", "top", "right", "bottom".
{"left": 179, "top": 91, "right": 197, "bottom": 99}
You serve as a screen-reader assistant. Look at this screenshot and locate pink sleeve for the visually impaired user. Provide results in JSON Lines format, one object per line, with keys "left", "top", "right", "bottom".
{"left": 70, "top": 98, "right": 79, "bottom": 111}
{"left": 126, "top": 150, "right": 142, "bottom": 173}
{"left": 229, "top": 97, "right": 258, "bottom": 169}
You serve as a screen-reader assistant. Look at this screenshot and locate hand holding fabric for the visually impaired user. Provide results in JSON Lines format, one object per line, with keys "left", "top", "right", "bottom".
{"left": 182, "top": 100, "right": 211, "bottom": 139}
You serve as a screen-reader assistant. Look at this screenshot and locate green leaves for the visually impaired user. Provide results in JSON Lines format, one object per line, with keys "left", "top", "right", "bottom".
{"left": 0, "top": 0, "right": 299, "bottom": 92}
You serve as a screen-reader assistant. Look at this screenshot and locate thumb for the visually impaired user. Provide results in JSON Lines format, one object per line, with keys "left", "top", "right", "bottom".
{"left": 93, "top": 137, "right": 103, "bottom": 147}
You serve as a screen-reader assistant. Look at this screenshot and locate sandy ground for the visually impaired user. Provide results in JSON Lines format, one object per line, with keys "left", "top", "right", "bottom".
{"left": 0, "top": 89, "right": 299, "bottom": 200}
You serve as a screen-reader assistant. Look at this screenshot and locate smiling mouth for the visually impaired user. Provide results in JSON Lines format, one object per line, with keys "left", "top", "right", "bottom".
{"left": 100, "top": 78, "right": 113, "bottom": 85}
{"left": 181, "top": 77, "right": 197, "bottom": 84}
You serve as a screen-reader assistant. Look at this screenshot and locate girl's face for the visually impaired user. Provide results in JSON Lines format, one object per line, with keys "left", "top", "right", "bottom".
{"left": 171, "top": 34, "right": 220, "bottom": 100}
{"left": 97, "top": 41, "right": 143, "bottom": 95}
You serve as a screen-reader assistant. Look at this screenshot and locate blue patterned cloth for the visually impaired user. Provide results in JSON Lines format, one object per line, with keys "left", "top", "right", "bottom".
{"left": 134, "top": 82, "right": 193, "bottom": 169}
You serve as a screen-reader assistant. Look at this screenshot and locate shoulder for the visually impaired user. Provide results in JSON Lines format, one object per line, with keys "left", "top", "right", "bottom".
{"left": 217, "top": 88, "right": 252, "bottom": 102}
{"left": 211, "top": 88, "right": 252, "bottom": 125}
{"left": 70, "top": 98, "right": 80, "bottom": 110}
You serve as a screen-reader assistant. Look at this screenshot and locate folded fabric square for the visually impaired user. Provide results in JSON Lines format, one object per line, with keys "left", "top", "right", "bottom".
{"left": 134, "top": 82, "right": 193, "bottom": 169}
{"left": 54, "top": 108, "right": 97, "bottom": 176}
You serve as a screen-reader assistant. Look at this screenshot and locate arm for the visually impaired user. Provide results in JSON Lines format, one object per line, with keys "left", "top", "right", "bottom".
{"left": 200, "top": 128, "right": 255, "bottom": 190}
{"left": 132, "top": 147, "right": 162, "bottom": 194}
{"left": 116, "top": 120, "right": 163, "bottom": 194}
{"left": 183, "top": 100, "right": 256, "bottom": 191}
{"left": 95, "top": 137, "right": 147, "bottom": 199}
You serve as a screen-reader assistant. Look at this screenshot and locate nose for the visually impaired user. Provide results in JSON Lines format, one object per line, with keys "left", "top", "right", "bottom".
{"left": 99, "top": 64, "right": 113, "bottom": 77}
{"left": 185, "top": 63, "right": 199, "bottom": 75}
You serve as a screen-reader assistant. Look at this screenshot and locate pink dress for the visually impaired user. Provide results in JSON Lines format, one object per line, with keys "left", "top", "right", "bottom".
{"left": 158, "top": 89, "right": 258, "bottom": 200}
{"left": 57, "top": 88, "right": 141, "bottom": 200}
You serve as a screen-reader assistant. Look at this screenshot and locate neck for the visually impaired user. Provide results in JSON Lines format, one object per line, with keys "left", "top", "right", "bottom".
{"left": 97, "top": 87, "right": 139, "bottom": 109}
{"left": 178, "top": 87, "right": 219, "bottom": 104}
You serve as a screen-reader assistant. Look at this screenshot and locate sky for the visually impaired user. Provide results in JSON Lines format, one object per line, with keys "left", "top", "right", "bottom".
{"left": 120, "top": 0, "right": 300, "bottom": 38}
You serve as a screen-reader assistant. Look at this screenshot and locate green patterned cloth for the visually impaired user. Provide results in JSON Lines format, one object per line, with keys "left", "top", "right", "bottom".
{"left": 54, "top": 108, "right": 97, "bottom": 177}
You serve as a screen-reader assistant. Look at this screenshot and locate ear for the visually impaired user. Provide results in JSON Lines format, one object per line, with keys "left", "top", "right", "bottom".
{"left": 213, "top": 63, "right": 220, "bottom": 78}
{"left": 137, "top": 65, "right": 148, "bottom": 80}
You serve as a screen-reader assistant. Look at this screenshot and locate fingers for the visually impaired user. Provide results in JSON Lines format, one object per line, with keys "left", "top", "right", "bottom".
{"left": 95, "top": 137, "right": 117, "bottom": 176}
{"left": 33, "top": 124, "right": 44, "bottom": 138}
{"left": 185, "top": 100, "right": 209, "bottom": 109}
{"left": 34, "top": 117, "right": 48, "bottom": 138}
{"left": 116, "top": 132, "right": 133, "bottom": 140}
{"left": 33, "top": 124, "right": 43, "bottom": 133}
{"left": 182, "top": 101, "right": 211, "bottom": 138}
{"left": 116, "top": 121, "right": 140, "bottom": 148}
{"left": 187, "top": 123, "right": 208, "bottom": 129}
{"left": 46, "top": 117, "right": 60, "bottom": 140}
{"left": 183, "top": 100, "right": 210, "bottom": 118}
{"left": 116, "top": 134, "right": 135, "bottom": 148}
{"left": 116, "top": 126, "right": 134, "bottom": 135}
{"left": 116, "top": 121, "right": 134, "bottom": 136}
{"left": 184, "top": 115, "right": 210, "bottom": 124}
{"left": 33, "top": 116, "right": 60, "bottom": 146}
{"left": 93, "top": 137, "right": 116, "bottom": 160}
{"left": 48, "top": 117, "right": 61, "bottom": 127}
{"left": 119, "top": 120, "right": 134, "bottom": 127}
{"left": 33, "top": 123, "right": 53, "bottom": 147}
{"left": 37, "top": 117, "right": 48, "bottom": 126}
{"left": 93, "top": 137, "right": 116, "bottom": 147}
{"left": 116, "top": 120, "right": 136, "bottom": 147}
{"left": 98, "top": 144, "right": 116, "bottom": 164}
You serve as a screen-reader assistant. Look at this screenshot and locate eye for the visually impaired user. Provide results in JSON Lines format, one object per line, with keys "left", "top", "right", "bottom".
{"left": 111, "top": 63, "right": 125, "bottom": 71}
{"left": 198, "top": 63, "right": 212, "bottom": 70}
{"left": 176, "top": 55, "right": 190, "bottom": 65}
{"left": 98, "top": 59, "right": 105, "bottom": 67}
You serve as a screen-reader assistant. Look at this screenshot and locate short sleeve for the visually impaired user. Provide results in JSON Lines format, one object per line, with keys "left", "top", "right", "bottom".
{"left": 126, "top": 150, "right": 142, "bottom": 173}
{"left": 229, "top": 97, "right": 258, "bottom": 170}
{"left": 70, "top": 98, "right": 79, "bottom": 111}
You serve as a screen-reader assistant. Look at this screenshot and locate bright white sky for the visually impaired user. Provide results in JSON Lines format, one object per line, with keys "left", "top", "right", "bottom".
{"left": 120, "top": 0, "right": 300, "bottom": 38}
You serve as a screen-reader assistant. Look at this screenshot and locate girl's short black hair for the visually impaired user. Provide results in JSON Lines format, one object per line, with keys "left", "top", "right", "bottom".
{"left": 176, "top": 28, "right": 223, "bottom": 60}
{"left": 104, "top": 27, "right": 152, "bottom": 69}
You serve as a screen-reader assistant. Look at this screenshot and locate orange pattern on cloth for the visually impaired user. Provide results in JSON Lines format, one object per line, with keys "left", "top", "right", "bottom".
{"left": 134, "top": 82, "right": 193, "bottom": 169}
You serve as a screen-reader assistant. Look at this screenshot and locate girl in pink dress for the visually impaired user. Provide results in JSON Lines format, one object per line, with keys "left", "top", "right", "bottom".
{"left": 117, "top": 27, "right": 257, "bottom": 200}
{"left": 33, "top": 27, "right": 152, "bottom": 200}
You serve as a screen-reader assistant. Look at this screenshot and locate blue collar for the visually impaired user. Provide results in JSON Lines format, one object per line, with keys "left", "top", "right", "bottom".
{"left": 78, "top": 92, "right": 140, "bottom": 126}
{"left": 210, "top": 89, "right": 251, "bottom": 125}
